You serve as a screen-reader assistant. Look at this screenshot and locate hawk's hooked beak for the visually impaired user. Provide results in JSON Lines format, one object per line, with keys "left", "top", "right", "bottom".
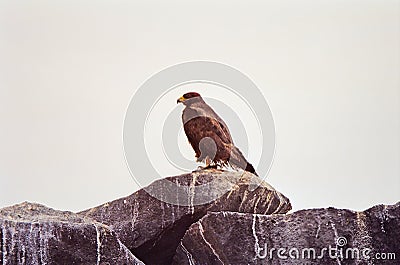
{"left": 177, "top": 96, "right": 185, "bottom": 104}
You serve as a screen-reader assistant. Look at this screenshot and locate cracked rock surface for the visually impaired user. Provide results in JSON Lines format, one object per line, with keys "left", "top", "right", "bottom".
{"left": 2, "top": 170, "right": 397, "bottom": 265}
{"left": 174, "top": 203, "right": 400, "bottom": 265}
{"left": 79, "top": 169, "right": 292, "bottom": 265}
{"left": 0, "top": 202, "right": 143, "bottom": 265}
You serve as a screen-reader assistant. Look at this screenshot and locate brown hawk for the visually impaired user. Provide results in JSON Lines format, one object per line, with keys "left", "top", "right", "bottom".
{"left": 177, "top": 92, "right": 258, "bottom": 176}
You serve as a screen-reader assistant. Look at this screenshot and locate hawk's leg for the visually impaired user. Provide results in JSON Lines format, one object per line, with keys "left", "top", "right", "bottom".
{"left": 204, "top": 158, "right": 218, "bottom": 169}
{"left": 195, "top": 157, "right": 218, "bottom": 171}
{"left": 205, "top": 157, "right": 211, "bottom": 167}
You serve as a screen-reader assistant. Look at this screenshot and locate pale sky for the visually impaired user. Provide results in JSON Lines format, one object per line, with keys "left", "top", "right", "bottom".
{"left": 0, "top": 0, "right": 399, "bottom": 212}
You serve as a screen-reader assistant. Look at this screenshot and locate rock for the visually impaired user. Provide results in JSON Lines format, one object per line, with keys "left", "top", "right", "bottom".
{"left": 174, "top": 202, "right": 400, "bottom": 265}
{"left": 0, "top": 202, "right": 144, "bottom": 265}
{"left": 79, "top": 169, "right": 292, "bottom": 265}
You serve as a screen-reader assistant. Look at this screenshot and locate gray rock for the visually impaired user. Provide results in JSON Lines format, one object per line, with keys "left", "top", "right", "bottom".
{"left": 79, "top": 169, "right": 292, "bottom": 265}
{"left": 0, "top": 202, "right": 143, "bottom": 265}
{"left": 174, "top": 203, "right": 400, "bottom": 265}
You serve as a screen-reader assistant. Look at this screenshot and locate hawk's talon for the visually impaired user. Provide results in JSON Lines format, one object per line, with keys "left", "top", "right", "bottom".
{"left": 196, "top": 164, "right": 218, "bottom": 171}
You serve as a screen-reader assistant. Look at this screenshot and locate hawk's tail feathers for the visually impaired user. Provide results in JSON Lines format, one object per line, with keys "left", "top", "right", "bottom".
{"left": 245, "top": 162, "right": 258, "bottom": 177}
{"left": 230, "top": 146, "right": 259, "bottom": 176}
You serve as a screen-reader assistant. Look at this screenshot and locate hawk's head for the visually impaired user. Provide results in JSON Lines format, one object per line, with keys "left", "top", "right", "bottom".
{"left": 177, "top": 92, "right": 202, "bottom": 105}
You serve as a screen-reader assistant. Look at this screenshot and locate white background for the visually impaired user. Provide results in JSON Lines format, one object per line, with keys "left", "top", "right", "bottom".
{"left": 0, "top": 0, "right": 399, "bottom": 212}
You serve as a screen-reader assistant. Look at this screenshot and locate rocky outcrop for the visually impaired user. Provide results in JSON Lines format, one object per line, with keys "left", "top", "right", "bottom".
{"left": 79, "top": 169, "right": 291, "bottom": 265}
{"left": 1, "top": 170, "right": 398, "bottom": 265}
{"left": 0, "top": 202, "right": 144, "bottom": 264}
{"left": 174, "top": 203, "right": 400, "bottom": 265}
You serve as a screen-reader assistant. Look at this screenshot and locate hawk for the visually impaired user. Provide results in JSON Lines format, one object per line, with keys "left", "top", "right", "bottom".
{"left": 177, "top": 92, "right": 258, "bottom": 176}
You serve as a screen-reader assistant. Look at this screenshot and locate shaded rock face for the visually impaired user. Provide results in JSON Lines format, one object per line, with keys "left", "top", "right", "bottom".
{"left": 79, "top": 169, "right": 291, "bottom": 265}
{"left": 0, "top": 202, "right": 143, "bottom": 265}
{"left": 174, "top": 203, "right": 400, "bottom": 265}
